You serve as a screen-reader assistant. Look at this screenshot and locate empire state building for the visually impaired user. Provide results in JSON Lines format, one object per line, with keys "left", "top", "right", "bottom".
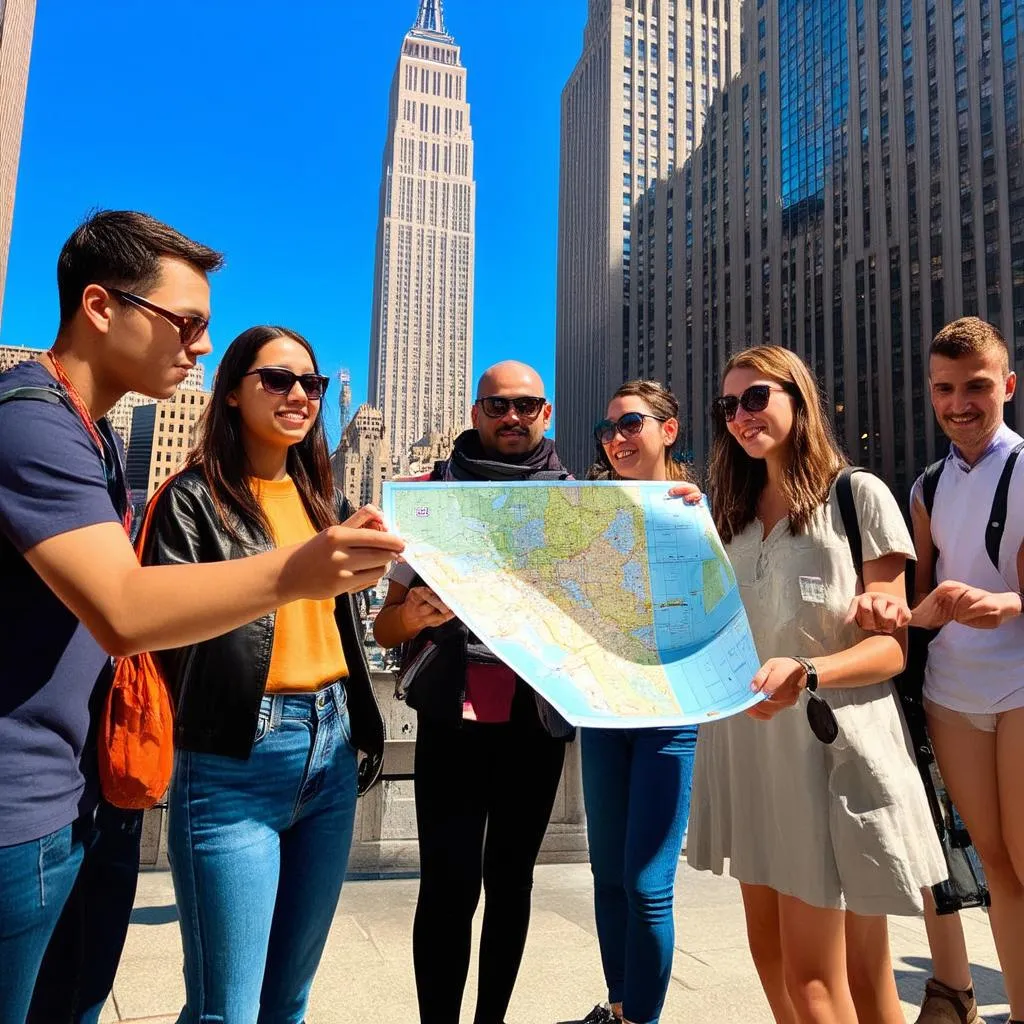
{"left": 367, "top": 0, "right": 475, "bottom": 469}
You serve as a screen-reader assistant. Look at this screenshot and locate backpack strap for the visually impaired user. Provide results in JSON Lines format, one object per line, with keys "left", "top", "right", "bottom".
{"left": 835, "top": 466, "right": 866, "bottom": 576}
{"left": 921, "top": 458, "right": 945, "bottom": 517}
{"left": 985, "top": 441, "right": 1024, "bottom": 571}
{"left": 0, "top": 384, "right": 65, "bottom": 407}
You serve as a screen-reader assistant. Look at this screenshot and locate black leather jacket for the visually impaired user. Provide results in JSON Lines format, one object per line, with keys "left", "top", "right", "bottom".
{"left": 142, "top": 468, "right": 385, "bottom": 794}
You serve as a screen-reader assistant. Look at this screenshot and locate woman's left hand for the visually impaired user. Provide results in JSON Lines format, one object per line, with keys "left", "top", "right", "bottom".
{"left": 667, "top": 483, "right": 704, "bottom": 505}
{"left": 844, "top": 592, "right": 912, "bottom": 633}
{"left": 746, "top": 657, "right": 807, "bottom": 720}
{"left": 343, "top": 504, "right": 387, "bottom": 532}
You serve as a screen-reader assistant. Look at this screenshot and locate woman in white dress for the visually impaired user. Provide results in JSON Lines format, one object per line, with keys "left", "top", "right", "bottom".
{"left": 685, "top": 345, "right": 947, "bottom": 1024}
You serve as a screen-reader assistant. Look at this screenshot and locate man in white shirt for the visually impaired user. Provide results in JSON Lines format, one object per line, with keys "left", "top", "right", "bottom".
{"left": 858, "top": 316, "right": 1023, "bottom": 1024}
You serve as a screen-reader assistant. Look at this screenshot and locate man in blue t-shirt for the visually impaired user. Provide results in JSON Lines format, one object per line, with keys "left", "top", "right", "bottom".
{"left": 0, "top": 211, "right": 404, "bottom": 1023}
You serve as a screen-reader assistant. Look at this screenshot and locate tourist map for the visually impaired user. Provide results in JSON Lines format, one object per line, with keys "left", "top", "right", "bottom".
{"left": 381, "top": 481, "right": 764, "bottom": 727}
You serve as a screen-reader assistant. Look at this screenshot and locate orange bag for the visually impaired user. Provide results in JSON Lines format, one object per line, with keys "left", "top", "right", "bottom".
{"left": 98, "top": 477, "right": 178, "bottom": 810}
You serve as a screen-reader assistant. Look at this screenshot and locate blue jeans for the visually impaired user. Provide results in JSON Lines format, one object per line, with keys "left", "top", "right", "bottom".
{"left": 28, "top": 802, "right": 143, "bottom": 1024}
{"left": 168, "top": 682, "right": 358, "bottom": 1024}
{"left": 0, "top": 819, "right": 85, "bottom": 1024}
{"left": 581, "top": 725, "right": 698, "bottom": 1024}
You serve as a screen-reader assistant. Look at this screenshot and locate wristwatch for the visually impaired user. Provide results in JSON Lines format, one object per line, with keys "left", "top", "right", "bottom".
{"left": 793, "top": 656, "right": 819, "bottom": 692}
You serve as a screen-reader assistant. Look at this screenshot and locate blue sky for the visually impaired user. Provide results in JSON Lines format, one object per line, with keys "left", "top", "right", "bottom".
{"left": 2, "top": 1, "right": 585, "bottom": 444}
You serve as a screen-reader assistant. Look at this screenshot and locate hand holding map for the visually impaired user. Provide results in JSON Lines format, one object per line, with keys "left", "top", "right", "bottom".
{"left": 381, "top": 480, "right": 764, "bottom": 728}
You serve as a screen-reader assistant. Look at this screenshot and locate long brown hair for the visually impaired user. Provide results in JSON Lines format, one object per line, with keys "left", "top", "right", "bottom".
{"left": 708, "top": 346, "right": 846, "bottom": 542}
{"left": 590, "top": 379, "right": 691, "bottom": 482}
{"left": 188, "top": 326, "right": 338, "bottom": 544}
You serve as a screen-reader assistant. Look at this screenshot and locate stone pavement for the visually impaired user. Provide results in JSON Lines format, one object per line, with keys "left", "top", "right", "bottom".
{"left": 101, "top": 862, "right": 1009, "bottom": 1023}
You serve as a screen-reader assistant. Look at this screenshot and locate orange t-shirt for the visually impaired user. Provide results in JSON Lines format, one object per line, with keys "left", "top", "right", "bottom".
{"left": 252, "top": 477, "right": 348, "bottom": 693}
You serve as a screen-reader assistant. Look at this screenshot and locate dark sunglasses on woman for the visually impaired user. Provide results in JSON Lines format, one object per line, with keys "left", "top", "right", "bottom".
{"left": 712, "top": 382, "right": 797, "bottom": 424}
{"left": 475, "top": 396, "right": 547, "bottom": 419}
{"left": 242, "top": 367, "right": 330, "bottom": 400}
{"left": 593, "top": 411, "right": 667, "bottom": 445}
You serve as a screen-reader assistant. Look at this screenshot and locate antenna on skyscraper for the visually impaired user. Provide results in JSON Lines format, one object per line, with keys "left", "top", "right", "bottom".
{"left": 338, "top": 369, "right": 352, "bottom": 435}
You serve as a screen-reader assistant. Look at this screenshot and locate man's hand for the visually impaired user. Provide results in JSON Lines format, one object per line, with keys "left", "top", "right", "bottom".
{"left": 284, "top": 525, "right": 405, "bottom": 600}
{"left": 746, "top": 657, "right": 807, "bottom": 720}
{"left": 844, "top": 592, "right": 912, "bottom": 633}
{"left": 399, "top": 586, "right": 455, "bottom": 633}
{"left": 667, "top": 483, "right": 704, "bottom": 505}
{"left": 916, "top": 581, "right": 1023, "bottom": 629}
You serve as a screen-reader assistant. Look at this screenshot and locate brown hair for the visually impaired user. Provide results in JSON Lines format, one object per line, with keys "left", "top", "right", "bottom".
{"left": 188, "top": 326, "right": 337, "bottom": 544}
{"left": 931, "top": 317, "right": 1011, "bottom": 375}
{"left": 708, "top": 346, "right": 846, "bottom": 543}
{"left": 57, "top": 210, "right": 223, "bottom": 326}
{"left": 591, "top": 379, "right": 691, "bottom": 482}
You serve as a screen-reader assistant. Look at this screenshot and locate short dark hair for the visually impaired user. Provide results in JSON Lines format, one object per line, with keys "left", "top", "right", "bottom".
{"left": 57, "top": 210, "right": 224, "bottom": 326}
{"left": 931, "top": 316, "right": 1011, "bottom": 375}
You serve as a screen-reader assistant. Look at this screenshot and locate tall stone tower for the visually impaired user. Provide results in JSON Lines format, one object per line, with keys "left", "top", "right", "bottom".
{"left": 368, "top": 0, "right": 475, "bottom": 471}
{"left": 0, "top": 0, "right": 37, "bottom": 331}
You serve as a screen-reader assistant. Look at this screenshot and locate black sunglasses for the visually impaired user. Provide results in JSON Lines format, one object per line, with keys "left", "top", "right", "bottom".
{"left": 712, "top": 383, "right": 796, "bottom": 424}
{"left": 476, "top": 396, "right": 547, "bottom": 419}
{"left": 243, "top": 367, "right": 330, "bottom": 400}
{"left": 594, "top": 411, "right": 667, "bottom": 445}
{"left": 107, "top": 287, "right": 209, "bottom": 347}
{"left": 806, "top": 691, "right": 839, "bottom": 744}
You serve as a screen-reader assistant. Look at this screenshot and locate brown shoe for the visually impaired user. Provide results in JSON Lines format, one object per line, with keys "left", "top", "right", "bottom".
{"left": 915, "top": 979, "right": 978, "bottom": 1024}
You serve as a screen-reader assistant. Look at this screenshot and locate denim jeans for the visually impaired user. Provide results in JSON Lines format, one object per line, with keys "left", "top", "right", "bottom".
{"left": 581, "top": 725, "right": 698, "bottom": 1024}
{"left": 168, "top": 681, "right": 358, "bottom": 1024}
{"left": 0, "top": 819, "right": 85, "bottom": 1024}
{"left": 28, "top": 801, "right": 143, "bottom": 1024}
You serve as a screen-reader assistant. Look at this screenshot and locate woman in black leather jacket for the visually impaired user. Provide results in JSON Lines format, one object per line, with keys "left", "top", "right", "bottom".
{"left": 142, "top": 326, "right": 387, "bottom": 1024}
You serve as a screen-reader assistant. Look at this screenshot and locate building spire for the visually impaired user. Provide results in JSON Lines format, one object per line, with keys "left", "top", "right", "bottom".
{"left": 414, "top": 0, "right": 445, "bottom": 35}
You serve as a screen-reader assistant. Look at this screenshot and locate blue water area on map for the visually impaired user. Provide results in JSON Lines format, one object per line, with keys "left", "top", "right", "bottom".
{"left": 513, "top": 518, "right": 545, "bottom": 552}
{"left": 631, "top": 625, "right": 658, "bottom": 651}
{"left": 561, "top": 579, "right": 594, "bottom": 608}
{"left": 642, "top": 490, "right": 743, "bottom": 659}
{"left": 492, "top": 494, "right": 509, "bottom": 510}
{"left": 622, "top": 560, "right": 647, "bottom": 604}
{"left": 604, "top": 508, "right": 637, "bottom": 555}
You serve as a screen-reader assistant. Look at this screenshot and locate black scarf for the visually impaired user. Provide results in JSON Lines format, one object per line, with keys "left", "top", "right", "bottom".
{"left": 440, "top": 430, "right": 569, "bottom": 482}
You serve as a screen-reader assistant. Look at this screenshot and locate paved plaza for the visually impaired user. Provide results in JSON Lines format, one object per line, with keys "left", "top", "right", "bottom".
{"left": 100, "top": 861, "right": 1008, "bottom": 1023}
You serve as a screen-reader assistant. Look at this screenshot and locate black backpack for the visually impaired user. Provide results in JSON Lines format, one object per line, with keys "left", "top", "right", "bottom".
{"left": 833, "top": 452, "right": 1023, "bottom": 914}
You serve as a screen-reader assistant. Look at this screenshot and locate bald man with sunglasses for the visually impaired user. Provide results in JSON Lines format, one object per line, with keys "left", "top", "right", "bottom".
{"left": 374, "top": 361, "right": 576, "bottom": 1024}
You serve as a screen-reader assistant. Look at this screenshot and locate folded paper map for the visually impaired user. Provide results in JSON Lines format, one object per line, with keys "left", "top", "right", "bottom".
{"left": 382, "top": 480, "right": 763, "bottom": 728}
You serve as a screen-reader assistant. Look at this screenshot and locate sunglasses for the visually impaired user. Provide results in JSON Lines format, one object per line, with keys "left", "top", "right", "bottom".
{"left": 806, "top": 691, "right": 839, "bottom": 744}
{"left": 712, "top": 383, "right": 795, "bottom": 424}
{"left": 243, "top": 367, "right": 330, "bottom": 400}
{"left": 476, "top": 396, "right": 547, "bottom": 419}
{"left": 107, "top": 287, "right": 209, "bottom": 347}
{"left": 594, "top": 411, "right": 667, "bottom": 445}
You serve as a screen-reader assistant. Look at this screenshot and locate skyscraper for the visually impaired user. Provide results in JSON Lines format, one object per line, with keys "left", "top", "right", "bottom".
{"left": 556, "top": 0, "right": 744, "bottom": 474}
{"left": 367, "top": 0, "right": 475, "bottom": 471}
{"left": 0, "top": 0, "right": 36, "bottom": 331}
{"left": 125, "top": 386, "right": 210, "bottom": 506}
{"left": 637, "top": 0, "right": 1024, "bottom": 498}
{"left": 338, "top": 368, "right": 353, "bottom": 434}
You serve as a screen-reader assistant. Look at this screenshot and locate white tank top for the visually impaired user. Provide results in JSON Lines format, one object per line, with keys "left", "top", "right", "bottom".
{"left": 921, "top": 423, "right": 1024, "bottom": 714}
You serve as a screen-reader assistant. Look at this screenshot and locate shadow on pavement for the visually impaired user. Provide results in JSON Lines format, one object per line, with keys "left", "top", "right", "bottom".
{"left": 129, "top": 903, "right": 179, "bottom": 926}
